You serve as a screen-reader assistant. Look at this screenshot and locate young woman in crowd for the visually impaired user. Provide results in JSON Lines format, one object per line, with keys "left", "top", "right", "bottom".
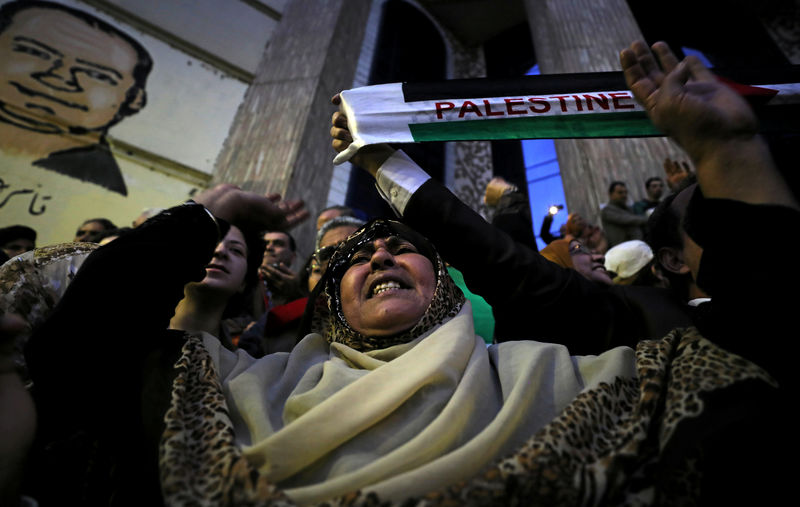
{"left": 168, "top": 223, "right": 264, "bottom": 350}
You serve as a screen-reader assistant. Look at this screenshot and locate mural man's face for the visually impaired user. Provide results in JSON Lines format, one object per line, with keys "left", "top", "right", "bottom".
{"left": 0, "top": 8, "right": 142, "bottom": 135}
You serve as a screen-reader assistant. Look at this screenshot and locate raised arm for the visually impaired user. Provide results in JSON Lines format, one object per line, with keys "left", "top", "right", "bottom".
{"left": 623, "top": 42, "right": 800, "bottom": 389}
{"left": 27, "top": 185, "right": 307, "bottom": 358}
{"left": 620, "top": 41, "right": 798, "bottom": 209}
{"left": 329, "top": 96, "right": 679, "bottom": 350}
{"left": 24, "top": 185, "right": 307, "bottom": 442}
{"left": 662, "top": 157, "right": 693, "bottom": 192}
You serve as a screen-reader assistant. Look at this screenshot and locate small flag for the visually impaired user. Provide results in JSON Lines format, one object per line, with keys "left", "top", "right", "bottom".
{"left": 334, "top": 67, "right": 800, "bottom": 164}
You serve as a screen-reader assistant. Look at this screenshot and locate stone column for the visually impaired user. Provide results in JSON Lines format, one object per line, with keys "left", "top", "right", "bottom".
{"left": 441, "top": 27, "right": 493, "bottom": 221}
{"left": 523, "top": 0, "right": 684, "bottom": 226}
{"left": 212, "top": 0, "right": 371, "bottom": 258}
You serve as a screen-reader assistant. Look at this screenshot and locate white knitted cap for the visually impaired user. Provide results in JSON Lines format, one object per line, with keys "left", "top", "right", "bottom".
{"left": 604, "top": 240, "right": 653, "bottom": 279}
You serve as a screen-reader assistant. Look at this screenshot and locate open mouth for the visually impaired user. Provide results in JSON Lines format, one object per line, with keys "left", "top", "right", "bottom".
{"left": 206, "top": 263, "right": 229, "bottom": 273}
{"left": 368, "top": 277, "right": 410, "bottom": 298}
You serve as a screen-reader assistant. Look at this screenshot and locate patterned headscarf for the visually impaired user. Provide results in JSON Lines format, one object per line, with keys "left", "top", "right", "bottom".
{"left": 303, "top": 219, "right": 465, "bottom": 351}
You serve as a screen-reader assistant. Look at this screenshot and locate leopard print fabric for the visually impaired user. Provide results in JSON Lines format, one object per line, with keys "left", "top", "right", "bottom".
{"left": 347, "top": 327, "right": 774, "bottom": 506}
{"left": 309, "top": 219, "right": 465, "bottom": 352}
{"left": 160, "top": 332, "right": 294, "bottom": 507}
{"left": 160, "top": 327, "right": 774, "bottom": 506}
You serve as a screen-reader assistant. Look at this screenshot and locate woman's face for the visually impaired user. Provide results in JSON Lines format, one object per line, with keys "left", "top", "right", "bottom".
{"left": 569, "top": 239, "right": 612, "bottom": 285}
{"left": 340, "top": 235, "right": 436, "bottom": 337}
{"left": 199, "top": 226, "right": 249, "bottom": 295}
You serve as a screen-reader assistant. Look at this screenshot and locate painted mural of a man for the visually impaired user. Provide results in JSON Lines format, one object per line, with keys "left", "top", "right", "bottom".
{"left": 0, "top": 0, "right": 153, "bottom": 196}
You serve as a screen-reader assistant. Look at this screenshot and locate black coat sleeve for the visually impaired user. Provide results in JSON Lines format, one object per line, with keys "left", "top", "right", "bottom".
{"left": 22, "top": 203, "right": 223, "bottom": 504}
{"left": 24, "top": 202, "right": 221, "bottom": 435}
{"left": 403, "top": 180, "right": 690, "bottom": 353}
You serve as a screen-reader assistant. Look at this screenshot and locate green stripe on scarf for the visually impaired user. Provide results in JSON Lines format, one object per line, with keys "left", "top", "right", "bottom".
{"left": 409, "top": 111, "right": 661, "bottom": 141}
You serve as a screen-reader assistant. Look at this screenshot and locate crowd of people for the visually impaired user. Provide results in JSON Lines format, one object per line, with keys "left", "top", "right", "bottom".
{"left": 0, "top": 39, "right": 796, "bottom": 505}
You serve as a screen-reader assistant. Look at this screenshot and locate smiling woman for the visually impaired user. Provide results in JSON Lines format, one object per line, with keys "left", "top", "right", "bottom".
{"left": 192, "top": 225, "right": 250, "bottom": 296}
{"left": 10, "top": 204, "right": 779, "bottom": 505}
{"left": 340, "top": 235, "right": 435, "bottom": 337}
{"left": 169, "top": 224, "right": 264, "bottom": 346}
{"left": 163, "top": 217, "right": 774, "bottom": 506}
{"left": 311, "top": 219, "right": 463, "bottom": 350}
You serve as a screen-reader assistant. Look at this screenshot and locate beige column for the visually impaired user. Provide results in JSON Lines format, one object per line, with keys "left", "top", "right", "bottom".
{"left": 524, "top": 0, "right": 684, "bottom": 226}
{"left": 212, "top": 0, "right": 371, "bottom": 257}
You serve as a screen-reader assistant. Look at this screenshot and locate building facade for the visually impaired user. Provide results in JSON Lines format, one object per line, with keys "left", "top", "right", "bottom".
{"left": 2, "top": 0, "right": 796, "bottom": 253}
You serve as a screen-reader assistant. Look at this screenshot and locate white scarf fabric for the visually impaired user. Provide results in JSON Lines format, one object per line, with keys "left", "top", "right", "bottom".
{"left": 202, "top": 303, "right": 636, "bottom": 505}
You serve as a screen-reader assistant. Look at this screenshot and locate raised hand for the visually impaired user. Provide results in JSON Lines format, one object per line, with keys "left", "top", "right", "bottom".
{"left": 194, "top": 184, "right": 308, "bottom": 232}
{"left": 484, "top": 176, "right": 518, "bottom": 207}
{"left": 662, "top": 157, "right": 693, "bottom": 191}
{"left": 620, "top": 41, "right": 758, "bottom": 161}
{"left": 331, "top": 94, "right": 395, "bottom": 177}
{"left": 330, "top": 94, "right": 353, "bottom": 153}
{"left": 259, "top": 262, "right": 304, "bottom": 299}
{"left": 621, "top": 41, "right": 797, "bottom": 207}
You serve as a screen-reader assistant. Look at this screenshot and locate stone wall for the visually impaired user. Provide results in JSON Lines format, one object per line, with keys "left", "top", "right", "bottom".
{"left": 524, "top": 0, "right": 684, "bottom": 226}
{"left": 212, "top": 0, "right": 372, "bottom": 258}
